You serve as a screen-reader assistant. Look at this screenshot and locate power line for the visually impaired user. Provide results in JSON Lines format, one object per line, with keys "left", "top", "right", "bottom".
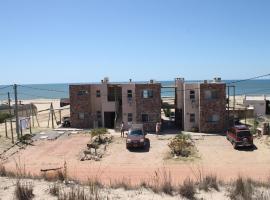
{"left": 17, "top": 92, "right": 58, "bottom": 99}
{"left": 227, "top": 73, "right": 270, "bottom": 85}
{"left": 18, "top": 85, "right": 68, "bottom": 93}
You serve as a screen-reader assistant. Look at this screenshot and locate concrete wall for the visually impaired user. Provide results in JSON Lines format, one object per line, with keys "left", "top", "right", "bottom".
{"left": 243, "top": 99, "right": 266, "bottom": 116}
{"left": 183, "top": 83, "right": 200, "bottom": 131}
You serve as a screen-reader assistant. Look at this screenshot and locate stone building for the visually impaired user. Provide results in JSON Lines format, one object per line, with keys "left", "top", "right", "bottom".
{"left": 175, "top": 77, "right": 226, "bottom": 133}
{"left": 69, "top": 78, "right": 161, "bottom": 132}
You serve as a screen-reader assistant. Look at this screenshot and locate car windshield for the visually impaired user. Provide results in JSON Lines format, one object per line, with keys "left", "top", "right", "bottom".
{"left": 237, "top": 131, "right": 251, "bottom": 137}
{"left": 129, "top": 129, "right": 143, "bottom": 136}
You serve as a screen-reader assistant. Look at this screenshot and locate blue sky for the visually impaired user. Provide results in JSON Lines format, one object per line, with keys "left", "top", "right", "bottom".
{"left": 0, "top": 0, "right": 270, "bottom": 84}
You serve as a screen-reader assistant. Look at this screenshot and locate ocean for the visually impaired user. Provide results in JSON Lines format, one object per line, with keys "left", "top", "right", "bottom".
{"left": 0, "top": 80, "right": 270, "bottom": 101}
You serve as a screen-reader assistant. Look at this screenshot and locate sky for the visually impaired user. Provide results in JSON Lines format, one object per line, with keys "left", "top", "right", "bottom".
{"left": 0, "top": 0, "right": 270, "bottom": 84}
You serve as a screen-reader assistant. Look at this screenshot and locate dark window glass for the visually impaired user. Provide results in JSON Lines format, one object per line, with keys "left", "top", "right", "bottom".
{"left": 96, "top": 90, "right": 101, "bottom": 97}
{"left": 142, "top": 114, "right": 149, "bottom": 122}
{"left": 127, "top": 90, "right": 132, "bottom": 98}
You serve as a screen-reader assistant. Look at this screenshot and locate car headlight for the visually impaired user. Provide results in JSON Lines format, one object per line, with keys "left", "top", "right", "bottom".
{"left": 140, "top": 138, "right": 144, "bottom": 143}
{"left": 127, "top": 139, "right": 132, "bottom": 143}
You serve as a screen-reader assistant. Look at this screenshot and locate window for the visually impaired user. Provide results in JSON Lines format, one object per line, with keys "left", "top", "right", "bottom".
{"left": 78, "top": 113, "right": 85, "bottom": 120}
{"left": 142, "top": 114, "right": 149, "bottom": 122}
{"left": 97, "top": 111, "right": 102, "bottom": 119}
{"left": 190, "top": 113, "right": 195, "bottom": 123}
{"left": 127, "top": 90, "right": 132, "bottom": 98}
{"left": 77, "top": 90, "right": 88, "bottom": 96}
{"left": 142, "top": 90, "right": 153, "bottom": 98}
{"left": 207, "top": 114, "right": 220, "bottom": 123}
{"left": 205, "top": 90, "right": 219, "bottom": 100}
{"left": 96, "top": 90, "right": 101, "bottom": 97}
{"left": 128, "top": 113, "right": 133, "bottom": 122}
{"left": 190, "top": 90, "right": 195, "bottom": 100}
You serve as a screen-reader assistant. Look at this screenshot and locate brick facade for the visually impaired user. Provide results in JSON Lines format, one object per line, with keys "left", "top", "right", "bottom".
{"left": 70, "top": 85, "right": 94, "bottom": 128}
{"left": 135, "top": 84, "right": 161, "bottom": 132}
{"left": 199, "top": 83, "right": 226, "bottom": 133}
{"left": 70, "top": 82, "right": 161, "bottom": 132}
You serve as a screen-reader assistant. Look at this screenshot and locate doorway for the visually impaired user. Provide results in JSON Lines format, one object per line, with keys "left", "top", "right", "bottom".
{"left": 104, "top": 112, "right": 115, "bottom": 129}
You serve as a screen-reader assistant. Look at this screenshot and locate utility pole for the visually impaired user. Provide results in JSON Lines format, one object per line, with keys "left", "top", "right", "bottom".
{"left": 8, "top": 92, "right": 14, "bottom": 143}
{"left": 14, "top": 84, "right": 20, "bottom": 139}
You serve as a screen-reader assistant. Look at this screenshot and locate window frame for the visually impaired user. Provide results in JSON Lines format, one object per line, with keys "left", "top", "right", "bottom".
{"left": 77, "top": 90, "right": 88, "bottom": 96}
{"left": 127, "top": 90, "right": 133, "bottom": 98}
{"left": 127, "top": 113, "right": 133, "bottom": 122}
{"left": 78, "top": 113, "right": 85, "bottom": 120}
{"left": 96, "top": 90, "right": 101, "bottom": 98}
{"left": 142, "top": 89, "right": 153, "bottom": 99}
{"left": 190, "top": 113, "right": 195, "bottom": 123}
{"left": 142, "top": 114, "right": 149, "bottom": 122}
{"left": 190, "top": 90, "right": 195, "bottom": 100}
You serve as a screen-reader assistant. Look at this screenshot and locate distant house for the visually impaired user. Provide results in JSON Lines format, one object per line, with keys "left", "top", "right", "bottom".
{"left": 243, "top": 96, "right": 270, "bottom": 116}
{"left": 175, "top": 77, "right": 227, "bottom": 133}
{"left": 69, "top": 78, "right": 161, "bottom": 132}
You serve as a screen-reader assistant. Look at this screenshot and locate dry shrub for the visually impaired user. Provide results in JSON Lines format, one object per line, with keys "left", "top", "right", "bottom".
{"left": 110, "top": 178, "right": 135, "bottom": 190}
{"left": 88, "top": 179, "right": 103, "bottom": 195}
{"left": 179, "top": 178, "right": 196, "bottom": 200}
{"left": 49, "top": 183, "right": 60, "bottom": 196}
{"left": 43, "top": 170, "right": 66, "bottom": 182}
{"left": 168, "top": 134, "right": 195, "bottom": 157}
{"left": 58, "top": 186, "right": 100, "bottom": 200}
{"left": 198, "top": 174, "right": 219, "bottom": 192}
{"left": 146, "top": 168, "right": 174, "bottom": 195}
{"left": 15, "top": 180, "right": 34, "bottom": 200}
{"left": 0, "top": 163, "right": 7, "bottom": 176}
{"left": 229, "top": 177, "right": 253, "bottom": 200}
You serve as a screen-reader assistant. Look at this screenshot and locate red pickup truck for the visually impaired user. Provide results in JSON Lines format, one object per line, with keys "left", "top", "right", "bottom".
{"left": 226, "top": 125, "right": 254, "bottom": 149}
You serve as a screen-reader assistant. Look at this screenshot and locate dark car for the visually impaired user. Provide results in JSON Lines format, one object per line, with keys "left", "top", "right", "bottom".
{"left": 62, "top": 117, "right": 71, "bottom": 127}
{"left": 126, "top": 129, "right": 146, "bottom": 149}
{"left": 226, "top": 125, "right": 253, "bottom": 149}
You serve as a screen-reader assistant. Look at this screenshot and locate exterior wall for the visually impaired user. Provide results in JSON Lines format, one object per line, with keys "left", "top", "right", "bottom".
{"left": 70, "top": 82, "right": 161, "bottom": 131}
{"left": 175, "top": 79, "right": 184, "bottom": 129}
{"left": 243, "top": 99, "right": 266, "bottom": 116}
{"left": 183, "top": 83, "right": 200, "bottom": 131}
{"left": 199, "top": 83, "right": 226, "bottom": 133}
{"left": 135, "top": 84, "right": 161, "bottom": 132}
{"left": 70, "top": 85, "right": 93, "bottom": 128}
{"left": 121, "top": 84, "right": 136, "bottom": 129}
{"left": 90, "top": 84, "right": 102, "bottom": 127}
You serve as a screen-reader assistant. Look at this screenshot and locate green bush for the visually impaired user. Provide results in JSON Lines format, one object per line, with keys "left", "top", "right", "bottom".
{"left": 91, "top": 128, "right": 108, "bottom": 137}
{"left": 0, "top": 113, "right": 13, "bottom": 123}
{"left": 163, "top": 108, "right": 171, "bottom": 118}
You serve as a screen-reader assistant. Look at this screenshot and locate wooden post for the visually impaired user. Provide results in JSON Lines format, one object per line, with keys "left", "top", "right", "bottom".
{"left": 51, "top": 103, "right": 54, "bottom": 129}
{"left": 4, "top": 120, "right": 8, "bottom": 138}
{"left": 8, "top": 92, "right": 14, "bottom": 143}
{"left": 47, "top": 108, "right": 51, "bottom": 128}
{"left": 30, "top": 104, "right": 34, "bottom": 127}
{"left": 59, "top": 110, "right": 62, "bottom": 124}
{"left": 10, "top": 119, "right": 14, "bottom": 144}
{"left": 20, "top": 119, "right": 23, "bottom": 137}
{"left": 29, "top": 117, "right": 32, "bottom": 134}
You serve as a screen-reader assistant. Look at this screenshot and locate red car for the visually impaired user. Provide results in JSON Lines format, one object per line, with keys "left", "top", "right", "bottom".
{"left": 226, "top": 125, "right": 253, "bottom": 149}
{"left": 126, "top": 128, "right": 146, "bottom": 149}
